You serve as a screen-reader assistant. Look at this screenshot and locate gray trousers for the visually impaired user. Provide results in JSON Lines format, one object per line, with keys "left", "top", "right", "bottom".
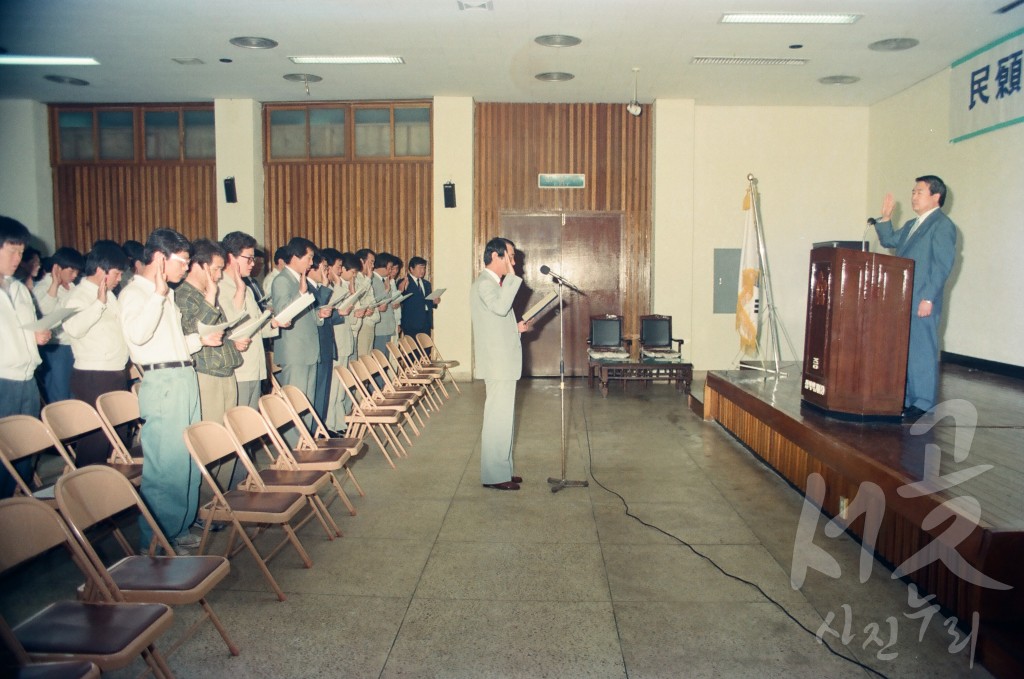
{"left": 480, "top": 378, "right": 517, "bottom": 484}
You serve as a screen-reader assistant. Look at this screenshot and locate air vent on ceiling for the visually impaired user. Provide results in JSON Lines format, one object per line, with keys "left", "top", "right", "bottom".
{"left": 172, "top": 58, "right": 205, "bottom": 66}
{"left": 692, "top": 56, "right": 808, "bottom": 66}
{"left": 458, "top": 1, "right": 493, "bottom": 10}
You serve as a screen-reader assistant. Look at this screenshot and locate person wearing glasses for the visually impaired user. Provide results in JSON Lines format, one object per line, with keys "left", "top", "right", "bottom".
{"left": 119, "top": 228, "right": 224, "bottom": 553}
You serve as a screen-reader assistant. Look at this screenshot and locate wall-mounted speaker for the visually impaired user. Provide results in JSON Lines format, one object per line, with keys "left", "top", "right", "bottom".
{"left": 443, "top": 181, "right": 456, "bottom": 208}
{"left": 223, "top": 176, "right": 238, "bottom": 204}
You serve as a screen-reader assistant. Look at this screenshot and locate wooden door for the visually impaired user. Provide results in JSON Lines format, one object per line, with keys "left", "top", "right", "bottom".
{"left": 502, "top": 213, "right": 622, "bottom": 377}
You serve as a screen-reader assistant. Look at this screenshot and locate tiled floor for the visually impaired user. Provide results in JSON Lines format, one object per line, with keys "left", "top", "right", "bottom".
{"left": 9, "top": 379, "right": 992, "bottom": 678}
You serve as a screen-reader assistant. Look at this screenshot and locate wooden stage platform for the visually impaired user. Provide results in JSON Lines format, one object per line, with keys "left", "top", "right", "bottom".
{"left": 702, "top": 363, "right": 1023, "bottom": 679}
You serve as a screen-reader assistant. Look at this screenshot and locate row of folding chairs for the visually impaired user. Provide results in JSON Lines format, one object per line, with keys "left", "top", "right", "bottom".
{"left": 0, "top": 464, "right": 241, "bottom": 677}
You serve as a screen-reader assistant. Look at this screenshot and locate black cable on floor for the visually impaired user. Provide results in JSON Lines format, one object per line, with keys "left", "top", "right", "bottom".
{"left": 577, "top": 400, "right": 892, "bottom": 679}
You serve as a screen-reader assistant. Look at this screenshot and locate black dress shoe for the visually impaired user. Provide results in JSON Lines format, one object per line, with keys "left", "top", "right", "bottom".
{"left": 483, "top": 481, "right": 521, "bottom": 490}
{"left": 902, "top": 406, "right": 927, "bottom": 420}
{"left": 510, "top": 475, "right": 523, "bottom": 483}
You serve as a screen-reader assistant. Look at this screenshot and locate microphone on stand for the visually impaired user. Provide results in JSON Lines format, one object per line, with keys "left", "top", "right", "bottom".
{"left": 540, "top": 265, "right": 584, "bottom": 294}
{"left": 862, "top": 218, "right": 876, "bottom": 252}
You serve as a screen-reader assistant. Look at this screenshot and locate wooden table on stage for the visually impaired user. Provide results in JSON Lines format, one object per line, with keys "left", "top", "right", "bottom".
{"left": 588, "top": 358, "right": 693, "bottom": 397}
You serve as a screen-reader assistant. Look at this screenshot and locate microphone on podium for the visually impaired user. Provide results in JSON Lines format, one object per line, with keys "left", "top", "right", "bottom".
{"left": 539, "top": 265, "right": 584, "bottom": 293}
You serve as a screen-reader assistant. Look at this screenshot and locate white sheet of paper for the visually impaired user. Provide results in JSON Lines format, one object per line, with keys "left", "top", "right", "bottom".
{"left": 521, "top": 291, "right": 558, "bottom": 322}
{"left": 228, "top": 310, "right": 272, "bottom": 340}
{"left": 22, "top": 306, "right": 78, "bottom": 332}
{"left": 424, "top": 287, "right": 446, "bottom": 301}
{"left": 273, "top": 291, "right": 315, "bottom": 324}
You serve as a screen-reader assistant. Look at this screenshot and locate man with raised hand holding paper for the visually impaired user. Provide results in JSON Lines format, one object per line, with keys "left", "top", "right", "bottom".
{"left": 470, "top": 237, "right": 531, "bottom": 491}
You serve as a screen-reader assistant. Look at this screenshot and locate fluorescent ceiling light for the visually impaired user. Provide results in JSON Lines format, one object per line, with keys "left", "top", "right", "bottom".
{"left": 0, "top": 55, "right": 99, "bottom": 66}
{"left": 721, "top": 13, "right": 860, "bottom": 25}
{"left": 289, "top": 56, "right": 405, "bottom": 65}
{"left": 692, "top": 56, "right": 807, "bottom": 66}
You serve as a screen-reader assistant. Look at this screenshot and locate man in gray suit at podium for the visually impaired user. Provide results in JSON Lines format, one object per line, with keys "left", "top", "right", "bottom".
{"left": 470, "top": 237, "right": 531, "bottom": 491}
{"left": 875, "top": 175, "right": 957, "bottom": 420}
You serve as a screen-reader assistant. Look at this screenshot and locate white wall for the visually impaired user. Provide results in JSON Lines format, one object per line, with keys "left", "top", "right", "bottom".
{"left": 868, "top": 70, "right": 1024, "bottom": 367}
{"left": 431, "top": 96, "right": 475, "bottom": 380}
{"left": 689, "top": 106, "right": 870, "bottom": 370}
{"left": 652, "top": 99, "right": 696, "bottom": 353}
{"left": 214, "top": 99, "right": 265, "bottom": 243}
{"left": 0, "top": 100, "right": 55, "bottom": 251}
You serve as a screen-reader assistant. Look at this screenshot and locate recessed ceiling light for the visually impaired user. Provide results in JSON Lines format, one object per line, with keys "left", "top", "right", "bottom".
{"left": 868, "top": 38, "right": 919, "bottom": 52}
{"left": 229, "top": 36, "right": 278, "bottom": 49}
{"left": 283, "top": 73, "right": 323, "bottom": 82}
{"left": 819, "top": 75, "right": 860, "bottom": 85}
{"left": 535, "top": 72, "right": 575, "bottom": 81}
{"left": 172, "top": 58, "right": 204, "bottom": 66}
{"left": 691, "top": 56, "right": 807, "bottom": 66}
{"left": 0, "top": 55, "right": 99, "bottom": 66}
{"left": 219, "top": 58, "right": 233, "bottom": 64}
{"left": 535, "top": 34, "right": 582, "bottom": 48}
{"left": 44, "top": 75, "right": 89, "bottom": 86}
{"left": 458, "top": 1, "right": 493, "bottom": 10}
{"left": 289, "top": 56, "right": 405, "bottom": 65}
{"left": 721, "top": 13, "right": 860, "bottom": 25}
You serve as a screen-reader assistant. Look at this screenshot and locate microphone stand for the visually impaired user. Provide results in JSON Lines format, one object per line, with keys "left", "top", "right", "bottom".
{"left": 546, "top": 275, "right": 588, "bottom": 493}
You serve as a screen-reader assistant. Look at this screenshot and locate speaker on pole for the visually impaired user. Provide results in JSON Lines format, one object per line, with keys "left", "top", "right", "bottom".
{"left": 443, "top": 181, "right": 456, "bottom": 208}
{"left": 223, "top": 177, "right": 238, "bottom": 204}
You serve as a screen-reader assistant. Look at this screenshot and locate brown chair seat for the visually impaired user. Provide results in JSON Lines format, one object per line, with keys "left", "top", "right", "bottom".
{"left": 105, "top": 462, "right": 142, "bottom": 482}
{"left": 107, "top": 555, "right": 228, "bottom": 595}
{"left": 16, "top": 660, "right": 99, "bottom": 679}
{"left": 256, "top": 468, "right": 329, "bottom": 488}
{"left": 218, "top": 489, "right": 306, "bottom": 518}
{"left": 15, "top": 600, "right": 172, "bottom": 657}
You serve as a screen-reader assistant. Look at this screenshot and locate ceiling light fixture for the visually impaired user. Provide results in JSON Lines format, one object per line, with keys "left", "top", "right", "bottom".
{"left": 868, "top": 38, "right": 919, "bottom": 52}
{"left": 626, "top": 67, "right": 642, "bottom": 117}
{"left": 229, "top": 36, "right": 278, "bottom": 49}
{"left": 819, "top": 75, "right": 860, "bottom": 85}
{"left": 0, "top": 55, "right": 99, "bottom": 66}
{"left": 535, "top": 71, "right": 574, "bottom": 81}
{"left": 283, "top": 73, "right": 322, "bottom": 96}
{"left": 721, "top": 12, "right": 860, "bottom": 25}
{"left": 171, "top": 58, "right": 205, "bottom": 66}
{"left": 289, "top": 55, "right": 405, "bottom": 65}
{"left": 535, "top": 34, "right": 582, "bottom": 48}
{"left": 44, "top": 75, "right": 89, "bottom": 86}
{"left": 457, "top": 1, "right": 493, "bottom": 10}
{"left": 692, "top": 56, "right": 808, "bottom": 66}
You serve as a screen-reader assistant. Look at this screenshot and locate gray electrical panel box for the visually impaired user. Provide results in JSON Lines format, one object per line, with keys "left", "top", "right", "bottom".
{"left": 713, "top": 248, "right": 740, "bottom": 314}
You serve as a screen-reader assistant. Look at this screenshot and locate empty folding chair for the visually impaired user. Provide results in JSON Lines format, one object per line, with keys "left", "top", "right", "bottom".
{"left": 258, "top": 392, "right": 365, "bottom": 507}
{"left": 95, "top": 389, "right": 145, "bottom": 464}
{"left": 41, "top": 399, "right": 142, "bottom": 486}
{"left": 414, "top": 333, "right": 462, "bottom": 394}
{"left": 182, "top": 421, "right": 313, "bottom": 601}
{"left": 334, "top": 365, "right": 407, "bottom": 468}
{"left": 0, "top": 497, "right": 175, "bottom": 678}
{"left": 374, "top": 347, "right": 440, "bottom": 413}
{"left": 54, "top": 465, "right": 239, "bottom": 659}
{"left": 0, "top": 415, "right": 78, "bottom": 504}
{"left": 386, "top": 340, "right": 446, "bottom": 408}
{"left": 225, "top": 403, "right": 359, "bottom": 517}
{"left": 398, "top": 335, "right": 449, "bottom": 399}
{"left": 350, "top": 358, "right": 420, "bottom": 439}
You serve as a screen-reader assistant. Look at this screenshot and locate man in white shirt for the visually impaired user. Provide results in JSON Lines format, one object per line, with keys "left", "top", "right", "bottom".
{"left": 33, "top": 246, "right": 84, "bottom": 403}
{"left": 120, "top": 228, "right": 223, "bottom": 552}
{"left": 354, "top": 248, "right": 384, "bottom": 357}
{"left": 62, "top": 240, "right": 131, "bottom": 466}
{"left": 0, "top": 216, "right": 51, "bottom": 497}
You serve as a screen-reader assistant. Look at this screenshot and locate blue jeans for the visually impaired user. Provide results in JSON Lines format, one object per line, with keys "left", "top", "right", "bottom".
{"left": 0, "top": 378, "right": 41, "bottom": 497}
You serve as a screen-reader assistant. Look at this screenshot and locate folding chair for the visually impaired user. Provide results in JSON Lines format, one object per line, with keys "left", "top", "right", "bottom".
{"left": 225, "top": 403, "right": 359, "bottom": 517}
{"left": 41, "top": 399, "right": 142, "bottom": 486}
{"left": 0, "top": 497, "right": 175, "bottom": 678}
{"left": 386, "top": 340, "right": 446, "bottom": 407}
{"left": 217, "top": 413, "right": 341, "bottom": 541}
{"left": 0, "top": 415, "right": 78, "bottom": 505}
{"left": 399, "top": 335, "right": 450, "bottom": 399}
{"left": 376, "top": 346, "right": 442, "bottom": 412}
{"left": 350, "top": 358, "right": 420, "bottom": 438}
{"left": 366, "top": 350, "right": 433, "bottom": 421}
{"left": 95, "top": 389, "right": 145, "bottom": 464}
{"left": 334, "top": 365, "right": 407, "bottom": 468}
{"left": 279, "top": 384, "right": 367, "bottom": 457}
{"left": 258, "top": 392, "right": 366, "bottom": 505}
{"left": 414, "top": 333, "right": 462, "bottom": 394}
{"left": 54, "top": 466, "right": 239, "bottom": 659}
{"left": 182, "top": 421, "right": 313, "bottom": 601}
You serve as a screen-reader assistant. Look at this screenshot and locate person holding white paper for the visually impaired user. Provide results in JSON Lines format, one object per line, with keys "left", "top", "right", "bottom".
{"left": 354, "top": 248, "right": 383, "bottom": 357}
{"left": 33, "top": 246, "right": 84, "bottom": 403}
{"left": 0, "top": 216, "right": 51, "bottom": 498}
{"left": 373, "top": 253, "right": 397, "bottom": 354}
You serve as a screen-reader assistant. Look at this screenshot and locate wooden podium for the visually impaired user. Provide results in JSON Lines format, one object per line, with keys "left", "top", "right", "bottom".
{"left": 801, "top": 246, "right": 914, "bottom": 416}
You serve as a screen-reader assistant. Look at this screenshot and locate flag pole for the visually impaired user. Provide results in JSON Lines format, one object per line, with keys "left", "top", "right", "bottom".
{"left": 746, "top": 173, "right": 784, "bottom": 376}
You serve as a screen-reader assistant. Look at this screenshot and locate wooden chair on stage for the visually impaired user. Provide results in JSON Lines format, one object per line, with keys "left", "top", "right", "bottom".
{"left": 182, "top": 421, "right": 313, "bottom": 601}
{"left": 41, "top": 399, "right": 142, "bottom": 486}
{"left": 54, "top": 465, "right": 240, "bottom": 659}
{"left": 0, "top": 497, "right": 175, "bottom": 678}
{"left": 639, "top": 314, "right": 684, "bottom": 359}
